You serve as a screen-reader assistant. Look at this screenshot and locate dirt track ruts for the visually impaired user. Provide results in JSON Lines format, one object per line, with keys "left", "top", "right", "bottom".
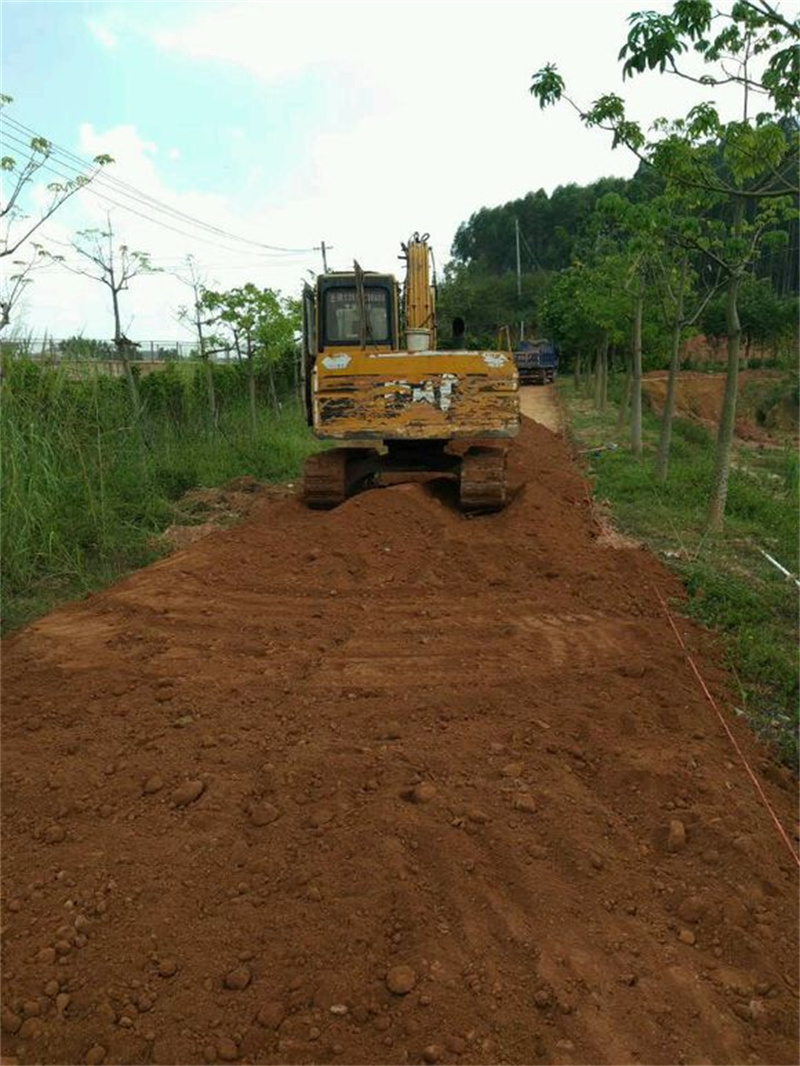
{"left": 1, "top": 414, "right": 798, "bottom": 1066}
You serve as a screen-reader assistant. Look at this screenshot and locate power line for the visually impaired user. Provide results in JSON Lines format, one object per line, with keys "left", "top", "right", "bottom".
{"left": 1, "top": 115, "right": 315, "bottom": 255}
{"left": 1, "top": 135, "right": 314, "bottom": 261}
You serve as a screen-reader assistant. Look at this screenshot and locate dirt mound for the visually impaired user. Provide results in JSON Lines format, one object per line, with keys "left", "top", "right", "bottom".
{"left": 2, "top": 419, "right": 798, "bottom": 1066}
{"left": 642, "top": 370, "right": 793, "bottom": 443}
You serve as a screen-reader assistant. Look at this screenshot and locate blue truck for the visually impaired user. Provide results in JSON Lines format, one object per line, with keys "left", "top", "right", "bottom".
{"left": 513, "top": 339, "right": 558, "bottom": 385}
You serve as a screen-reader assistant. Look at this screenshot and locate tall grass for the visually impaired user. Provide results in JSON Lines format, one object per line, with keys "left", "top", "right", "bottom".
{"left": 1, "top": 356, "right": 316, "bottom": 630}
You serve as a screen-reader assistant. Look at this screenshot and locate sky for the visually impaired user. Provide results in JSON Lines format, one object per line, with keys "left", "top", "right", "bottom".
{"left": 1, "top": 0, "right": 745, "bottom": 342}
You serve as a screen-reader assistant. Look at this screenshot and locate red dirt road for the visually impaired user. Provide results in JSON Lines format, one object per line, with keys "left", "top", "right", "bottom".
{"left": 1, "top": 419, "right": 798, "bottom": 1066}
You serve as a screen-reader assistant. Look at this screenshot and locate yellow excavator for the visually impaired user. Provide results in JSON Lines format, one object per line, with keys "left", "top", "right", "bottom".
{"left": 301, "top": 233, "right": 519, "bottom": 510}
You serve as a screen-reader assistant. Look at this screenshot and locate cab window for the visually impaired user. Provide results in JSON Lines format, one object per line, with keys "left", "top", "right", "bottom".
{"left": 324, "top": 287, "right": 390, "bottom": 344}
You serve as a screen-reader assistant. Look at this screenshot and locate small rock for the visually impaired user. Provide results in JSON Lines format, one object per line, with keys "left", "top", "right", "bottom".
{"left": 172, "top": 780, "right": 205, "bottom": 807}
{"left": 45, "top": 825, "right": 66, "bottom": 844}
{"left": 514, "top": 795, "right": 537, "bottom": 814}
{"left": 501, "top": 761, "right": 523, "bottom": 779}
{"left": 467, "top": 809, "right": 489, "bottom": 824}
{"left": 224, "top": 965, "right": 251, "bottom": 990}
{"left": 86, "top": 1047, "right": 106, "bottom": 1066}
{"left": 330, "top": 1004, "right": 349, "bottom": 1015}
{"left": 423, "top": 1045, "right": 442, "bottom": 1064}
{"left": 142, "top": 776, "right": 164, "bottom": 795}
{"left": 410, "top": 782, "right": 437, "bottom": 804}
{"left": 306, "top": 885, "right": 322, "bottom": 902}
{"left": 619, "top": 973, "right": 637, "bottom": 986}
{"left": 157, "top": 957, "right": 178, "bottom": 977}
{"left": 37, "top": 947, "right": 57, "bottom": 964}
{"left": 534, "top": 989, "right": 551, "bottom": 1008}
{"left": 256, "top": 1001, "right": 286, "bottom": 1029}
{"left": 1, "top": 1007, "right": 22, "bottom": 1034}
{"left": 44, "top": 980, "right": 60, "bottom": 998}
{"left": 678, "top": 928, "right": 696, "bottom": 946}
{"left": 307, "top": 808, "right": 334, "bottom": 828}
{"left": 678, "top": 896, "right": 705, "bottom": 924}
{"left": 667, "top": 819, "right": 687, "bottom": 851}
{"left": 216, "top": 1036, "right": 239, "bottom": 1062}
{"left": 386, "top": 964, "right": 417, "bottom": 995}
{"left": 446, "top": 1035, "right": 466, "bottom": 1055}
{"left": 556, "top": 1040, "right": 575, "bottom": 1051}
{"left": 590, "top": 854, "right": 604, "bottom": 870}
{"left": 55, "top": 992, "right": 71, "bottom": 1014}
{"left": 249, "top": 803, "right": 280, "bottom": 827}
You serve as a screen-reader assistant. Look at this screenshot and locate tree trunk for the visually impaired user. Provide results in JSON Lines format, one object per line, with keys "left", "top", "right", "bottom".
{"left": 268, "top": 365, "right": 280, "bottom": 413}
{"left": 600, "top": 334, "right": 609, "bottom": 411}
{"left": 617, "top": 354, "right": 632, "bottom": 433}
{"left": 111, "top": 284, "right": 141, "bottom": 417}
{"left": 574, "top": 353, "right": 582, "bottom": 391}
{"left": 248, "top": 352, "right": 258, "bottom": 436}
{"left": 631, "top": 271, "right": 644, "bottom": 458}
{"left": 593, "top": 344, "right": 603, "bottom": 409}
{"left": 656, "top": 255, "right": 688, "bottom": 483}
{"left": 707, "top": 283, "right": 743, "bottom": 529}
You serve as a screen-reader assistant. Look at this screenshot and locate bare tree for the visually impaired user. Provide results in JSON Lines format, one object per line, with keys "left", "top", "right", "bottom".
{"left": 1, "top": 95, "right": 112, "bottom": 333}
{"left": 176, "top": 254, "right": 218, "bottom": 426}
{"left": 49, "top": 214, "right": 157, "bottom": 413}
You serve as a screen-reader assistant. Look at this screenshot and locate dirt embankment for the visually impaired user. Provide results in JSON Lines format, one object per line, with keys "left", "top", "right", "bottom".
{"left": 1, "top": 419, "right": 798, "bottom": 1066}
{"left": 642, "top": 370, "right": 797, "bottom": 443}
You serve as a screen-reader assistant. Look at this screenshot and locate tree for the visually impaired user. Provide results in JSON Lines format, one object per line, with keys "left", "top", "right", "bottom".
{"left": 531, "top": 0, "right": 799, "bottom": 528}
{"left": 176, "top": 254, "right": 218, "bottom": 426}
{"left": 48, "top": 214, "right": 158, "bottom": 413}
{"left": 200, "top": 283, "right": 297, "bottom": 434}
{"left": 0, "top": 95, "right": 112, "bottom": 332}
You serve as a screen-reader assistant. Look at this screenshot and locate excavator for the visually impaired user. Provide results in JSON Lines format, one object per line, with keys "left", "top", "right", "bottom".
{"left": 301, "top": 233, "right": 519, "bottom": 511}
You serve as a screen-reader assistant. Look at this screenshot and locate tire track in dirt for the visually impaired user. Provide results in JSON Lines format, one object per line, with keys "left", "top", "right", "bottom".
{"left": 1, "top": 418, "right": 797, "bottom": 1066}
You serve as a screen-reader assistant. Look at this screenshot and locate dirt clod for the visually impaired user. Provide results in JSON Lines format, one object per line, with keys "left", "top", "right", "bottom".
{"left": 386, "top": 965, "right": 417, "bottom": 995}
{"left": 172, "top": 780, "right": 205, "bottom": 807}
{"left": 667, "top": 819, "right": 687, "bottom": 851}
{"left": 256, "top": 1001, "right": 286, "bottom": 1029}
{"left": 224, "top": 965, "right": 251, "bottom": 990}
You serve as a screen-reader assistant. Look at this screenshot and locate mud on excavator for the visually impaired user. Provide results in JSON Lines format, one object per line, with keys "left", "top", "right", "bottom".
{"left": 301, "top": 233, "right": 520, "bottom": 511}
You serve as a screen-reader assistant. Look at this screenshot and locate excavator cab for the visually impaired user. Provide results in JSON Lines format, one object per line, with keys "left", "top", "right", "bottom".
{"left": 302, "top": 234, "right": 519, "bottom": 510}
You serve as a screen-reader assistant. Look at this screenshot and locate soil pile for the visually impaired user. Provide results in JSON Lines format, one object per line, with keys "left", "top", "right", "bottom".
{"left": 2, "top": 419, "right": 798, "bottom": 1066}
{"left": 642, "top": 369, "right": 794, "bottom": 444}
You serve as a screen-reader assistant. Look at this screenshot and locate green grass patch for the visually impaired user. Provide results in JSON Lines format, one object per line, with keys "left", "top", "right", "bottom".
{"left": 559, "top": 376, "right": 799, "bottom": 765}
{"left": 1, "top": 357, "right": 318, "bottom": 633}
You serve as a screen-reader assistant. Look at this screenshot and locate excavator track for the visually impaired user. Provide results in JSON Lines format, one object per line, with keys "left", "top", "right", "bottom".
{"left": 303, "top": 449, "right": 351, "bottom": 509}
{"left": 303, "top": 448, "right": 380, "bottom": 509}
{"left": 459, "top": 446, "right": 509, "bottom": 512}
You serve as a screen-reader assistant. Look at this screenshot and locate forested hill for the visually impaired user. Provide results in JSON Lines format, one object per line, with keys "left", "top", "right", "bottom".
{"left": 450, "top": 167, "right": 663, "bottom": 275}
{"left": 438, "top": 159, "right": 797, "bottom": 353}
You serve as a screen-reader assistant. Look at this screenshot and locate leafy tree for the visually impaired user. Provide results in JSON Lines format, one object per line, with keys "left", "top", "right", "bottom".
{"left": 200, "top": 283, "right": 297, "bottom": 434}
{"left": 531, "top": 0, "right": 799, "bottom": 529}
{"left": 0, "top": 95, "right": 112, "bottom": 331}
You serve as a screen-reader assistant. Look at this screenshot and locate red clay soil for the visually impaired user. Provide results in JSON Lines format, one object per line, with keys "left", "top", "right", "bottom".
{"left": 641, "top": 370, "right": 790, "bottom": 443}
{"left": 1, "top": 419, "right": 798, "bottom": 1066}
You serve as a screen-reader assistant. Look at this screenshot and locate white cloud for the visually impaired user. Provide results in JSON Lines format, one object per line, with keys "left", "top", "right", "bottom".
{"left": 168, "top": 148, "right": 181, "bottom": 161}
{"left": 86, "top": 18, "right": 118, "bottom": 50}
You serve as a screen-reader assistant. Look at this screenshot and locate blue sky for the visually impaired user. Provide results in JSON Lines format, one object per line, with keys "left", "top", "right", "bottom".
{"left": 1, "top": 0, "right": 739, "bottom": 340}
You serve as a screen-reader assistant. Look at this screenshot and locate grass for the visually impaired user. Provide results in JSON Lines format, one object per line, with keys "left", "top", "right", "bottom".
{"left": 1, "top": 356, "right": 318, "bottom": 632}
{"left": 559, "top": 375, "right": 799, "bottom": 766}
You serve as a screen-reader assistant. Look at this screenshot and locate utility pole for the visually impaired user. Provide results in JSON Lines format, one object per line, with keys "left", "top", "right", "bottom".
{"left": 515, "top": 218, "right": 522, "bottom": 298}
{"left": 314, "top": 240, "right": 332, "bottom": 273}
{"left": 515, "top": 218, "right": 523, "bottom": 343}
